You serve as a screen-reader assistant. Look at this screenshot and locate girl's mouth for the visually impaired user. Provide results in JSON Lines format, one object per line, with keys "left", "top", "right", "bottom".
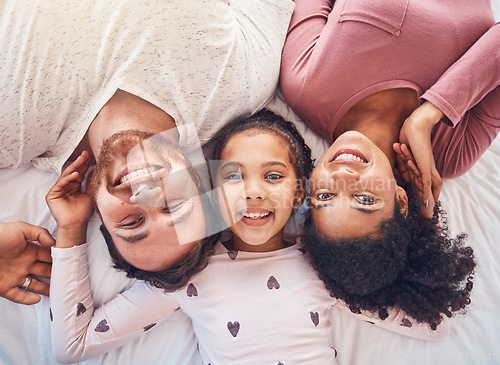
{"left": 239, "top": 210, "right": 272, "bottom": 227}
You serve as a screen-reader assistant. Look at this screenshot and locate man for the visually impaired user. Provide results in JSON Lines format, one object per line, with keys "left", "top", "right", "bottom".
{"left": 0, "top": 0, "right": 293, "bottom": 303}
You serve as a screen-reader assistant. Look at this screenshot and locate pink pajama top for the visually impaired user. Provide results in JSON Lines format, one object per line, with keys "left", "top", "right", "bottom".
{"left": 50, "top": 242, "right": 447, "bottom": 364}
{"left": 281, "top": 0, "right": 500, "bottom": 178}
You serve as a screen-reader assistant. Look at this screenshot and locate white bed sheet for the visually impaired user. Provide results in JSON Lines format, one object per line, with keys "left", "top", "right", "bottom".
{"left": 1, "top": 91, "right": 499, "bottom": 365}
{"left": 1, "top": 4, "right": 499, "bottom": 362}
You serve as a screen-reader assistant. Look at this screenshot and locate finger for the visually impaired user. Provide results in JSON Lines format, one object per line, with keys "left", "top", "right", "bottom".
{"left": 34, "top": 243, "right": 53, "bottom": 263}
{"left": 407, "top": 160, "right": 422, "bottom": 178}
{"left": 393, "top": 144, "right": 411, "bottom": 183}
{"left": 30, "top": 261, "right": 52, "bottom": 279}
{"left": 25, "top": 277, "right": 50, "bottom": 297}
{"left": 4, "top": 287, "right": 42, "bottom": 305}
{"left": 74, "top": 153, "right": 92, "bottom": 184}
{"left": 431, "top": 166, "right": 443, "bottom": 202}
{"left": 400, "top": 144, "right": 416, "bottom": 165}
{"left": 16, "top": 222, "right": 55, "bottom": 247}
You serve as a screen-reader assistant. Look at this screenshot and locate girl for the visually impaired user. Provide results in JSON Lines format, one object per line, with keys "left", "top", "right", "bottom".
{"left": 47, "top": 110, "right": 445, "bottom": 365}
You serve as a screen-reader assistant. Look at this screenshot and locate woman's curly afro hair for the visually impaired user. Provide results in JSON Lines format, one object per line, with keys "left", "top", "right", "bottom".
{"left": 303, "top": 185, "right": 475, "bottom": 329}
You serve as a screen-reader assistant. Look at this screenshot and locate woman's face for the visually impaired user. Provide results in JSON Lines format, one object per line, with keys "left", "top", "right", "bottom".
{"left": 309, "top": 131, "right": 406, "bottom": 239}
{"left": 90, "top": 131, "right": 207, "bottom": 271}
{"left": 215, "top": 131, "right": 304, "bottom": 251}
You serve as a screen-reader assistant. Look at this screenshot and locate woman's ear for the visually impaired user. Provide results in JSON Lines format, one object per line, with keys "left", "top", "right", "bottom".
{"left": 396, "top": 185, "right": 408, "bottom": 217}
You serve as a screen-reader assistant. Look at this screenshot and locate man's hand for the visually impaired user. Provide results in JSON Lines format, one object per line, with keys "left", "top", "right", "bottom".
{"left": 46, "top": 151, "right": 94, "bottom": 247}
{"left": 0, "top": 222, "right": 54, "bottom": 305}
{"left": 398, "top": 101, "right": 443, "bottom": 206}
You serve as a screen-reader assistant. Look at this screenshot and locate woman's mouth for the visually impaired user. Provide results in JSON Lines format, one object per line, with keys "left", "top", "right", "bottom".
{"left": 331, "top": 149, "right": 368, "bottom": 163}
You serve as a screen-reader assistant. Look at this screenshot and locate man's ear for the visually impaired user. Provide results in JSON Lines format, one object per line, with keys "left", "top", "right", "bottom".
{"left": 293, "top": 177, "right": 307, "bottom": 209}
{"left": 396, "top": 185, "right": 408, "bottom": 217}
{"left": 84, "top": 169, "right": 95, "bottom": 195}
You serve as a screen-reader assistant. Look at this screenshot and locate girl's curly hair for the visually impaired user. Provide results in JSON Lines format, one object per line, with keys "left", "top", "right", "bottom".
{"left": 204, "top": 108, "right": 313, "bottom": 184}
{"left": 303, "top": 185, "right": 475, "bottom": 329}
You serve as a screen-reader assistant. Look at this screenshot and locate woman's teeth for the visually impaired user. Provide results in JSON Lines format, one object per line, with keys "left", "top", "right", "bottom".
{"left": 120, "top": 166, "right": 160, "bottom": 184}
{"left": 334, "top": 153, "right": 367, "bottom": 163}
{"left": 242, "top": 212, "right": 270, "bottom": 219}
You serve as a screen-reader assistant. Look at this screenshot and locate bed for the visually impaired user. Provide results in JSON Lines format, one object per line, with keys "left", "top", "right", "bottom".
{"left": 1, "top": 10, "right": 499, "bottom": 365}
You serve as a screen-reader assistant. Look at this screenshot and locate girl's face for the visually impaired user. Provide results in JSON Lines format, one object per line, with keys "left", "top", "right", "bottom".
{"left": 215, "top": 131, "right": 304, "bottom": 252}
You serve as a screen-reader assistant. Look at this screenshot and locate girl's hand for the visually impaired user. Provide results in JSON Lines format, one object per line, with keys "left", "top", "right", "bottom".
{"left": 398, "top": 101, "right": 443, "bottom": 206}
{"left": 46, "top": 151, "right": 94, "bottom": 246}
{"left": 393, "top": 143, "right": 442, "bottom": 218}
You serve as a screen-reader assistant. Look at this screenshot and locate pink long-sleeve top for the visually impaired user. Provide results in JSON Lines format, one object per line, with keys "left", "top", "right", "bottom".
{"left": 281, "top": 0, "right": 500, "bottom": 178}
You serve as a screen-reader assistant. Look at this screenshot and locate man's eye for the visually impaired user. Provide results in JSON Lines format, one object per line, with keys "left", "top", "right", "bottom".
{"left": 316, "top": 192, "right": 334, "bottom": 201}
{"left": 265, "top": 173, "right": 283, "bottom": 180}
{"left": 355, "top": 195, "right": 376, "bottom": 205}
{"left": 163, "top": 200, "right": 184, "bottom": 213}
{"left": 120, "top": 217, "right": 143, "bottom": 228}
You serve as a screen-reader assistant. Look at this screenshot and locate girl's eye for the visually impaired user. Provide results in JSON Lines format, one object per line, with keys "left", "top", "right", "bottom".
{"left": 225, "top": 173, "right": 243, "bottom": 181}
{"left": 316, "top": 192, "right": 334, "bottom": 201}
{"left": 120, "top": 217, "right": 144, "bottom": 229}
{"left": 355, "top": 194, "right": 376, "bottom": 205}
{"left": 265, "top": 173, "right": 283, "bottom": 180}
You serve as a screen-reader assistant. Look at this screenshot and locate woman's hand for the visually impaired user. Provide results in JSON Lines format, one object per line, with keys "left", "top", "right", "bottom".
{"left": 46, "top": 151, "right": 94, "bottom": 247}
{"left": 398, "top": 101, "right": 443, "bottom": 206}
{"left": 0, "top": 222, "right": 54, "bottom": 305}
{"left": 393, "top": 142, "right": 442, "bottom": 219}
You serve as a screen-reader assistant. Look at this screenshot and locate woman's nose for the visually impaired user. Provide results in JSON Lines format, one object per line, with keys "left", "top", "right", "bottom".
{"left": 331, "top": 166, "right": 360, "bottom": 181}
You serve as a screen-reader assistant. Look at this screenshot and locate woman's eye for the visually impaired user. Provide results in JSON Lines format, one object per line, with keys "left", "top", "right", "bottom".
{"left": 355, "top": 194, "right": 376, "bottom": 205}
{"left": 265, "top": 173, "right": 283, "bottom": 180}
{"left": 316, "top": 192, "right": 334, "bottom": 201}
{"left": 120, "top": 217, "right": 143, "bottom": 228}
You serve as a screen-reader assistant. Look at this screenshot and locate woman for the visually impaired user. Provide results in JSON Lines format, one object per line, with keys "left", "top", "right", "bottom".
{"left": 280, "top": 0, "right": 498, "bottom": 325}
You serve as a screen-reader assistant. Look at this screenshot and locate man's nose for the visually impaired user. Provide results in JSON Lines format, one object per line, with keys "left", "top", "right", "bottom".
{"left": 132, "top": 186, "right": 166, "bottom": 208}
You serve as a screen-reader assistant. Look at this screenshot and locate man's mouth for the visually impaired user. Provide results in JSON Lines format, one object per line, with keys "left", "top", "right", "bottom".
{"left": 114, "top": 165, "right": 163, "bottom": 186}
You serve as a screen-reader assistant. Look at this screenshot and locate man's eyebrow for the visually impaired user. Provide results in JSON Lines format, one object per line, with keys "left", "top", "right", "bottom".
{"left": 116, "top": 231, "right": 149, "bottom": 243}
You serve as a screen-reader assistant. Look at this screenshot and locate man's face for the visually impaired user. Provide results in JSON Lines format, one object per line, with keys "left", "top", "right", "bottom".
{"left": 89, "top": 130, "right": 207, "bottom": 271}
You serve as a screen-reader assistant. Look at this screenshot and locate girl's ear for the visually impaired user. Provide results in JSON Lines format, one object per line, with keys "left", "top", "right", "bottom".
{"left": 396, "top": 185, "right": 408, "bottom": 218}
{"left": 293, "top": 177, "right": 307, "bottom": 209}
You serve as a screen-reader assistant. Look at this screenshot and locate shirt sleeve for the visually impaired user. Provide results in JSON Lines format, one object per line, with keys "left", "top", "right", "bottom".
{"left": 422, "top": 22, "right": 500, "bottom": 127}
{"left": 50, "top": 244, "right": 181, "bottom": 363}
{"left": 334, "top": 300, "right": 450, "bottom": 340}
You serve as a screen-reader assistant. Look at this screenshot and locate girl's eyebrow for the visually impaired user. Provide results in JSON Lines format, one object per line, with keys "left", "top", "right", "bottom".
{"left": 262, "top": 161, "right": 288, "bottom": 169}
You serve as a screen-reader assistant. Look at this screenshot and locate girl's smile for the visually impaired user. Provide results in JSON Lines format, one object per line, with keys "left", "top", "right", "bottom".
{"left": 215, "top": 130, "right": 304, "bottom": 252}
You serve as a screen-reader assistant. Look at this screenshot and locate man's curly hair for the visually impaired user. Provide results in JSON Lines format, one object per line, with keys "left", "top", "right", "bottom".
{"left": 100, "top": 190, "right": 220, "bottom": 291}
{"left": 303, "top": 185, "right": 475, "bottom": 329}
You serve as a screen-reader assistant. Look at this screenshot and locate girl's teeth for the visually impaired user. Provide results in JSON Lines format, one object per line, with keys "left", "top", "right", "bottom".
{"left": 243, "top": 212, "right": 270, "bottom": 219}
{"left": 120, "top": 166, "right": 159, "bottom": 184}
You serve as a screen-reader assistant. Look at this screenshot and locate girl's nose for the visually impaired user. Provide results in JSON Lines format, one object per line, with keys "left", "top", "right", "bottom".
{"left": 244, "top": 179, "right": 265, "bottom": 200}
